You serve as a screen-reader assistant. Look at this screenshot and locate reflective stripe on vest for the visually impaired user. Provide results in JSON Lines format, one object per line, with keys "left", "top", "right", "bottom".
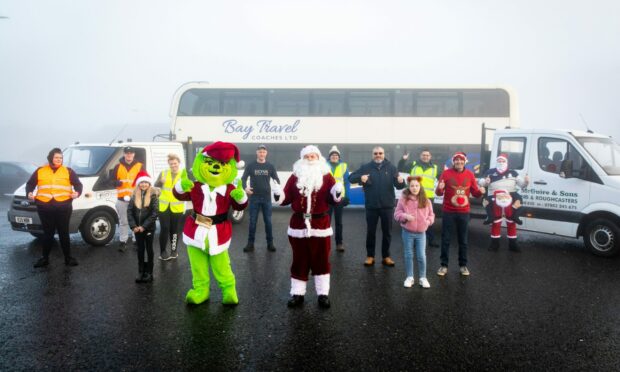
{"left": 35, "top": 165, "right": 72, "bottom": 202}
{"left": 159, "top": 170, "right": 185, "bottom": 213}
{"left": 410, "top": 162, "right": 437, "bottom": 198}
{"left": 116, "top": 162, "right": 142, "bottom": 198}
{"left": 329, "top": 162, "right": 347, "bottom": 197}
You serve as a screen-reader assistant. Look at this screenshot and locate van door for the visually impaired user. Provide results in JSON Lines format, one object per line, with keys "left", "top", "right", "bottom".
{"left": 523, "top": 135, "right": 591, "bottom": 237}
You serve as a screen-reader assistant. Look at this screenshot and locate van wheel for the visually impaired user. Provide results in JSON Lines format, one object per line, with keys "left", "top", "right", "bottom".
{"left": 80, "top": 210, "right": 116, "bottom": 246}
{"left": 229, "top": 209, "right": 245, "bottom": 224}
{"left": 583, "top": 218, "right": 620, "bottom": 257}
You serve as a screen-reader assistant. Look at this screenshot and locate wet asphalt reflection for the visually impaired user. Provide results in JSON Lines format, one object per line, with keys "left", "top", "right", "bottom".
{"left": 1, "top": 196, "right": 619, "bottom": 370}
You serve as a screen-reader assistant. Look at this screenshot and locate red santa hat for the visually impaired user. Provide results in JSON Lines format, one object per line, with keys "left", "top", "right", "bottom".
{"left": 133, "top": 170, "right": 152, "bottom": 187}
{"left": 300, "top": 145, "right": 322, "bottom": 159}
{"left": 201, "top": 141, "right": 240, "bottom": 162}
{"left": 497, "top": 153, "right": 509, "bottom": 162}
{"left": 452, "top": 151, "right": 468, "bottom": 163}
{"left": 493, "top": 189, "right": 509, "bottom": 196}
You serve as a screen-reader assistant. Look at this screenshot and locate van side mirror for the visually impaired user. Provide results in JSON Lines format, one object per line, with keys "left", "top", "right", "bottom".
{"left": 559, "top": 159, "right": 573, "bottom": 178}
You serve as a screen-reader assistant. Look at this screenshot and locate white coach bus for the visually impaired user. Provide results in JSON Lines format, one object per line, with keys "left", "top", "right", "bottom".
{"left": 169, "top": 83, "right": 518, "bottom": 206}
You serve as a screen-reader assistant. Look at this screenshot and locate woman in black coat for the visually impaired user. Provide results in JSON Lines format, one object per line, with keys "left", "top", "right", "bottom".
{"left": 127, "top": 171, "right": 159, "bottom": 283}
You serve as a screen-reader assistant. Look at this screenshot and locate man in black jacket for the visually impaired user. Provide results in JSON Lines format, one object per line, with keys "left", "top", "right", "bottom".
{"left": 349, "top": 146, "right": 405, "bottom": 267}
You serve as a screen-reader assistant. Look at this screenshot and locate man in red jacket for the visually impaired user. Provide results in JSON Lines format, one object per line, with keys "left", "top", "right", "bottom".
{"left": 435, "top": 152, "right": 485, "bottom": 277}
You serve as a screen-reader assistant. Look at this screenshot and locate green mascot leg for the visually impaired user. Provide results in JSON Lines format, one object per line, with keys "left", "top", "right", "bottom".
{"left": 210, "top": 250, "right": 239, "bottom": 305}
{"left": 185, "top": 245, "right": 211, "bottom": 305}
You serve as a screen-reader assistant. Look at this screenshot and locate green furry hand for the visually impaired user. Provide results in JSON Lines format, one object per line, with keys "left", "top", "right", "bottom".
{"left": 180, "top": 168, "right": 193, "bottom": 192}
{"left": 230, "top": 180, "right": 245, "bottom": 202}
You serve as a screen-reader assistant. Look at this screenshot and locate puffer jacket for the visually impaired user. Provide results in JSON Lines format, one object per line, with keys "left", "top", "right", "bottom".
{"left": 393, "top": 195, "right": 435, "bottom": 233}
{"left": 128, "top": 190, "right": 159, "bottom": 232}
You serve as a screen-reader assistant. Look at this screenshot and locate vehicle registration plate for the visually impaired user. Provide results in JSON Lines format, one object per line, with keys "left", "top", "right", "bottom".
{"left": 15, "top": 217, "right": 33, "bottom": 224}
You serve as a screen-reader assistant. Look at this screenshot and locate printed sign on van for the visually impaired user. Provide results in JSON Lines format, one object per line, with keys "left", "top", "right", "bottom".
{"left": 521, "top": 188, "right": 579, "bottom": 210}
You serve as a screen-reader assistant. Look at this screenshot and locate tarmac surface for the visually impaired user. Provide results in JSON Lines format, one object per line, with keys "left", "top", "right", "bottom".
{"left": 1, "top": 195, "right": 620, "bottom": 371}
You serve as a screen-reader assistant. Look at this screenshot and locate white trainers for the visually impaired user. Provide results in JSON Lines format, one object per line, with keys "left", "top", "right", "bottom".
{"left": 419, "top": 277, "right": 431, "bottom": 288}
{"left": 460, "top": 266, "right": 470, "bottom": 276}
{"left": 403, "top": 277, "right": 414, "bottom": 288}
{"left": 437, "top": 266, "right": 448, "bottom": 276}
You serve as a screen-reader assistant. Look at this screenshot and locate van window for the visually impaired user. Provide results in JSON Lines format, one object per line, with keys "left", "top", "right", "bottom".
{"left": 497, "top": 137, "right": 526, "bottom": 170}
{"left": 538, "top": 138, "right": 593, "bottom": 181}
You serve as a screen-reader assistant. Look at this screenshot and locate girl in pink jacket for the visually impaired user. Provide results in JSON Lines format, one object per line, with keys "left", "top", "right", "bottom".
{"left": 394, "top": 176, "right": 435, "bottom": 288}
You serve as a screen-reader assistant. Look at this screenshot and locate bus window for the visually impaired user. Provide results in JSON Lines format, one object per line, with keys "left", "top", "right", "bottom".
{"left": 348, "top": 91, "right": 392, "bottom": 116}
{"left": 268, "top": 90, "right": 310, "bottom": 116}
{"left": 416, "top": 91, "right": 459, "bottom": 116}
{"left": 222, "top": 90, "right": 266, "bottom": 115}
{"left": 462, "top": 89, "right": 510, "bottom": 117}
{"left": 394, "top": 90, "right": 414, "bottom": 116}
{"left": 178, "top": 89, "right": 220, "bottom": 116}
{"left": 311, "top": 91, "right": 346, "bottom": 115}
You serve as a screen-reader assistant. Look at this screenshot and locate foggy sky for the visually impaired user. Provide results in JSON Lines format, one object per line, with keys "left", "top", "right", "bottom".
{"left": 1, "top": 0, "right": 619, "bottom": 164}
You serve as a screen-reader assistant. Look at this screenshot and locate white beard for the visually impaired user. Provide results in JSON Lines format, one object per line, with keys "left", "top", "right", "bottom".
{"left": 497, "top": 163, "right": 508, "bottom": 173}
{"left": 293, "top": 158, "right": 329, "bottom": 195}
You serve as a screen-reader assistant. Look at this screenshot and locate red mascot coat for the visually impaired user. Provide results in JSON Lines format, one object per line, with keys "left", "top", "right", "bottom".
{"left": 173, "top": 181, "right": 248, "bottom": 255}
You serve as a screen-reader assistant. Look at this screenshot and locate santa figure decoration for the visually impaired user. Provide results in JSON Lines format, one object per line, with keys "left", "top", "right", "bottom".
{"left": 274, "top": 145, "right": 343, "bottom": 309}
{"left": 480, "top": 153, "right": 530, "bottom": 252}
{"left": 173, "top": 141, "right": 248, "bottom": 305}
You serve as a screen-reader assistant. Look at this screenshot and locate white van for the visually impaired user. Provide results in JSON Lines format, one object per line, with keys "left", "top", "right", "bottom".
{"left": 490, "top": 128, "right": 620, "bottom": 256}
{"left": 8, "top": 142, "right": 186, "bottom": 246}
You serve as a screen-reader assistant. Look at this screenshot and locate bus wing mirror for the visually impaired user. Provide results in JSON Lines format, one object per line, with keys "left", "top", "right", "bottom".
{"left": 559, "top": 159, "right": 573, "bottom": 178}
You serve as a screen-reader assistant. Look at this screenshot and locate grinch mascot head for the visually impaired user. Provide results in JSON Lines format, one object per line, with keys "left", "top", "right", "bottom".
{"left": 174, "top": 141, "right": 248, "bottom": 305}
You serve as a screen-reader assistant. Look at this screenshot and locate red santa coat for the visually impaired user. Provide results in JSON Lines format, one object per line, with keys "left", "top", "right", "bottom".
{"left": 173, "top": 181, "right": 248, "bottom": 255}
{"left": 280, "top": 173, "right": 340, "bottom": 238}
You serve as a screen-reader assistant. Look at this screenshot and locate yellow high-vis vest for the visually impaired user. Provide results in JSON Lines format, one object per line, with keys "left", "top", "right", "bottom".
{"left": 159, "top": 170, "right": 185, "bottom": 213}
{"left": 329, "top": 162, "right": 348, "bottom": 197}
{"left": 35, "top": 165, "right": 72, "bottom": 202}
{"left": 410, "top": 162, "right": 438, "bottom": 198}
{"left": 116, "top": 162, "right": 142, "bottom": 199}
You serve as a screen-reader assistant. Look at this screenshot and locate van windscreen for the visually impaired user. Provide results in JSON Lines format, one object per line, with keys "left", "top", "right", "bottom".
{"left": 64, "top": 146, "right": 117, "bottom": 176}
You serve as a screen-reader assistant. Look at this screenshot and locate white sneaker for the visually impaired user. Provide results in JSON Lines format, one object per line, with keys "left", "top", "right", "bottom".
{"left": 437, "top": 266, "right": 448, "bottom": 276}
{"left": 419, "top": 277, "right": 431, "bottom": 288}
{"left": 460, "top": 266, "right": 470, "bottom": 276}
{"left": 403, "top": 277, "right": 414, "bottom": 288}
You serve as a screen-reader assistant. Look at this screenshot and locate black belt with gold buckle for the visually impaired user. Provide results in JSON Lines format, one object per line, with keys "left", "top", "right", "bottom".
{"left": 193, "top": 212, "right": 228, "bottom": 228}
{"left": 294, "top": 212, "right": 328, "bottom": 219}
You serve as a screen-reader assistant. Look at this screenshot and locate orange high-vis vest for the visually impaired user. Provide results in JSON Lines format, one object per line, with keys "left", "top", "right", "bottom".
{"left": 35, "top": 165, "right": 73, "bottom": 203}
{"left": 116, "top": 162, "right": 143, "bottom": 199}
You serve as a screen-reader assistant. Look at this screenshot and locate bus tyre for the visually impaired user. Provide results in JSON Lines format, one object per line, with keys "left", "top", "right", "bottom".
{"left": 229, "top": 209, "right": 245, "bottom": 224}
{"left": 80, "top": 210, "right": 116, "bottom": 247}
{"left": 584, "top": 218, "right": 619, "bottom": 257}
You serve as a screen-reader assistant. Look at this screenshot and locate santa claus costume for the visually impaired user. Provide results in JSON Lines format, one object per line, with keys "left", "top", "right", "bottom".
{"left": 275, "top": 145, "right": 343, "bottom": 308}
{"left": 480, "top": 154, "right": 529, "bottom": 252}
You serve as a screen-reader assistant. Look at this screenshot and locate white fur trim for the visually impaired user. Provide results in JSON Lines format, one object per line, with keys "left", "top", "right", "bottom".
{"left": 290, "top": 278, "right": 307, "bottom": 296}
{"left": 507, "top": 235, "right": 517, "bottom": 239}
{"left": 182, "top": 226, "right": 231, "bottom": 255}
{"left": 174, "top": 180, "right": 185, "bottom": 194}
{"left": 314, "top": 274, "right": 330, "bottom": 296}
{"left": 300, "top": 145, "right": 322, "bottom": 159}
{"left": 134, "top": 175, "right": 152, "bottom": 186}
{"left": 330, "top": 183, "right": 343, "bottom": 202}
{"left": 287, "top": 226, "right": 333, "bottom": 238}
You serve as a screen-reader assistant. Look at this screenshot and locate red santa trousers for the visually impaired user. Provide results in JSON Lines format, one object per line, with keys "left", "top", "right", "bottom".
{"left": 491, "top": 204, "right": 517, "bottom": 239}
{"left": 289, "top": 236, "right": 331, "bottom": 281}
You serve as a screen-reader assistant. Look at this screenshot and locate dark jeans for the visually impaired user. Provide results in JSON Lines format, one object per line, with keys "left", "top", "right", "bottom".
{"left": 328, "top": 204, "right": 344, "bottom": 244}
{"left": 440, "top": 211, "right": 470, "bottom": 267}
{"left": 136, "top": 230, "right": 154, "bottom": 274}
{"left": 158, "top": 208, "right": 183, "bottom": 253}
{"left": 248, "top": 195, "right": 273, "bottom": 244}
{"left": 365, "top": 207, "right": 393, "bottom": 258}
{"left": 37, "top": 206, "right": 72, "bottom": 260}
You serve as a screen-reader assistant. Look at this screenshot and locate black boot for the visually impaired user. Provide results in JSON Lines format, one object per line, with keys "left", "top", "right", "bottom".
{"left": 511, "top": 207, "right": 523, "bottom": 225}
{"left": 33, "top": 256, "right": 49, "bottom": 268}
{"left": 64, "top": 257, "right": 78, "bottom": 266}
{"left": 483, "top": 203, "right": 494, "bottom": 225}
{"left": 287, "top": 295, "right": 304, "bottom": 308}
{"left": 136, "top": 262, "right": 145, "bottom": 283}
{"left": 509, "top": 238, "right": 521, "bottom": 252}
{"left": 318, "top": 295, "right": 331, "bottom": 309}
{"left": 243, "top": 242, "right": 254, "bottom": 252}
{"left": 488, "top": 238, "right": 500, "bottom": 251}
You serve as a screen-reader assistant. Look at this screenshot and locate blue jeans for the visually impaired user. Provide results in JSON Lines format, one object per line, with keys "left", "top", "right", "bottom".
{"left": 401, "top": 230, "right": 426, "bottom": 278}
{"left": 440, "top": 212, "right": 470, "bottom": 267}
{"left": 248, "top": 195, "right": 273, "bottom": 244}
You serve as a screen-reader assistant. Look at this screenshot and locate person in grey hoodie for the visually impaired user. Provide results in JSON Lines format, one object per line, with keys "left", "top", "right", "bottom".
{"left": 349, "top": 146, "right": 405, "bottom": 267}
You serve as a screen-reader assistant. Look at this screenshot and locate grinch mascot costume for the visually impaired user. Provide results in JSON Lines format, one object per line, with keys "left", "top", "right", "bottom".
{"left": 173, "top": 141, "right": 248, "bottom": 305}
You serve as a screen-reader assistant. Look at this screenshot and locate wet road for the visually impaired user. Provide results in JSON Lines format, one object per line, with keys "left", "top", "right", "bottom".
{"left": 1, "top": 195, "right": 620, "bottom": 371}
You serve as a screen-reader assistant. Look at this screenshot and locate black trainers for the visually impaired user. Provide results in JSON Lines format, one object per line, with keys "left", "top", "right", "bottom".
{"left": 33, "top": 257, "right": 49, "bottom": 268}
{"left": 267, "top": 243, "right": 276, "bottom": 252}
{"left": 159, "top": 251, "right": 171, "bottom": 261}
{"left": 243, "top": 243, "right": 254, "bottom": 252}
{"left": 287, "top": 295, "right": 304, "bottom": 308}
{"left": 118, "top": 241, "right": 127, "bottom": 252}
{"left": 142, "top": 273, "right": 153, "bottom": 283}
{"left": 509, "top": 239, "right": 521, "bottom": 252}
{"left": 65, "top": 257, "right": 78, "bottom": 266}
{"left": 169, "top": 249, "right": 178, "bottom": 259}
{"left": 318, "top": 295, "right": 331, "bottom": 309}
{"left": 135, "top": 273, "right": 145, "bottom": 283}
